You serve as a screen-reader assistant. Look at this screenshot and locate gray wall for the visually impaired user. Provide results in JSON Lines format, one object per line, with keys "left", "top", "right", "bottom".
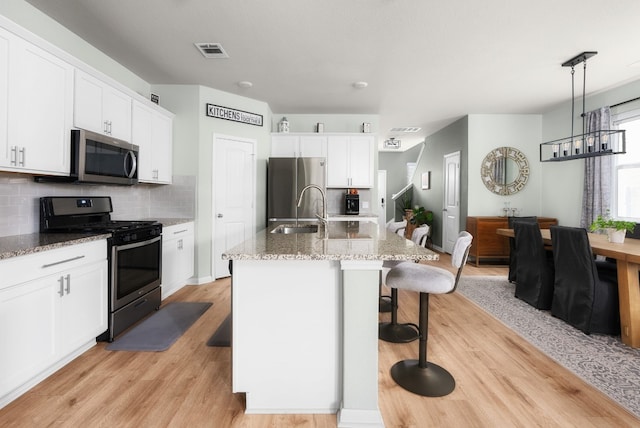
{"left": 414, "top": 117, "right": 469, "bottom": 248}
{"left": 151, "top": 85, "right": 272, "bottom": 282}
{"left": 379, "top": 144, "right": 422, "bottom": 221}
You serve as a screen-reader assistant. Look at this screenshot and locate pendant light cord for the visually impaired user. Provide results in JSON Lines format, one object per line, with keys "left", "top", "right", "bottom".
{"left": 570, "top": 66, "right": 575, "bottom": 142}
{"left": 582, "top": 60, "right": 587, "bottom": 134}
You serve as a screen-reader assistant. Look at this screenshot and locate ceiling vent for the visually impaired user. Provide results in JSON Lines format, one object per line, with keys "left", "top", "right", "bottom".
{"left": 194, "top": 43, "right": 229, "bottom": 59}
{"left": 390, "top": 127, "right": 421, "bottom": 133}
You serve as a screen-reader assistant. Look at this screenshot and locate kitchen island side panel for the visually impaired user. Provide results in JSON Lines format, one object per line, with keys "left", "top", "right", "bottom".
{"left": 232, "top": 259, "right": 341, "bottom": 413}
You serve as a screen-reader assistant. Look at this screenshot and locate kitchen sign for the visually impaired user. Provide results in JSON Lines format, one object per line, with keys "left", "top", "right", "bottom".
{"left": 206, "top": 103, "right": 263, "bottom": 127}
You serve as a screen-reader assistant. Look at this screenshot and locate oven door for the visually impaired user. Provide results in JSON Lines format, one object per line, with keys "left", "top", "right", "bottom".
{"left": 111, "top": 235, "right": 162, "bottom": 311}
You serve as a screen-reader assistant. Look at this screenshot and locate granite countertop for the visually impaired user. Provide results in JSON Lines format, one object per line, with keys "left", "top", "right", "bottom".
{"left": 0, "top": 218, "right": 193, "bottom": 261}
{"left": 0, "top": 232, "right": 111, "bottom": 261}
{"left": 222, "top": 221, "right": 438, "bottom": 261}
{"left": 328, "top": 213, "right": 378, "bottom": 220}
{"left": 151, "top": 218, "right": 194, "bottom": 227}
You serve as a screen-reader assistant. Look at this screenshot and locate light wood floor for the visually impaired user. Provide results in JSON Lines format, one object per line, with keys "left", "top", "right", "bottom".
{"left": 1, "top": 255, "right": 638, "bottom": 427}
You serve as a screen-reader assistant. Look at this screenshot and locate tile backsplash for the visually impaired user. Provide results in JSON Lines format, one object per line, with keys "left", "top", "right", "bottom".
{"left": 0, "top": 172, "right": 196, "bottom": 237}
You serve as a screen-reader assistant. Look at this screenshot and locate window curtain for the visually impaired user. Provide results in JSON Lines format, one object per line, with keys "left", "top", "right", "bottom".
{"left": 580, "top": 106, "right": 613, "bottom": 228}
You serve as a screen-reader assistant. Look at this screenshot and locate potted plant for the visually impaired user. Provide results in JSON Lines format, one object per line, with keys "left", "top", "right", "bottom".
{"left": 410, "top": 206, "right": 434, "bottom": 227}
{"left": 397, "top": 193, "right": 413, "bottom": 221}
{"left": 405, "top": 206, "right": 433, "bottom": 240}
{"left": 589, "top": 213, "right": 635, "bottom": 243}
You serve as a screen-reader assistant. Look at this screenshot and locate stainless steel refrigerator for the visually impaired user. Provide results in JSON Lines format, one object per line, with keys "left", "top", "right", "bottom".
{"left": 267, "top": 157, "right": 326, "bottom": 222}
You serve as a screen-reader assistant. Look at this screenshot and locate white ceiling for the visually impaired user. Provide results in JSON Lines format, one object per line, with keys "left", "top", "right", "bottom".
{"left": 22, "top": 0, "right": 640, "bottom": 151}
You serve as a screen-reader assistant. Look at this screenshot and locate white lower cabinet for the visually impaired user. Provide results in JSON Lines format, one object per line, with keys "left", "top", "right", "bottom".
{"left": 0, "top": 240, "right": 107, "bottom": 408}
{"left": 161, "top": 222, "right": 195, "bottom": 299}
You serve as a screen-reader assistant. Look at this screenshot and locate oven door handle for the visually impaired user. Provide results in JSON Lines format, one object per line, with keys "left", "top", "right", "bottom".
{"left": 124, "top": 150, "right": 137, "bottom": 179}
{"left": 114, "top": 235, "right": 161, "bottom": 252}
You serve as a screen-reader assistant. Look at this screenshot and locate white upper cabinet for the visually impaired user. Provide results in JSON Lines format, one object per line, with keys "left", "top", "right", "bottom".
{"left": 132, "top": 100, "right": 173, "bottom": 184}
{"left": 0, "top": 27, "right": 73, "bottom": 175}
{"left": 74, "top": 69, "right": 132, "bottom": 142}
{"left": 299, "top": 135, "right": 327, "bottom": 158}
{"left": 0, "top": 28, "right": 8, "bottom": 168}
{"left": 271, "top": 134, "right": 327, "bottom": 158}
{"left": 327, "top": 135, "right": 374, "bottom": 188}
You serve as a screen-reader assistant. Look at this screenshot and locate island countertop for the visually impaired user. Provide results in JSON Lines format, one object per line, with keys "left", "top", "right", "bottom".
{"left": 222, "top": 221, "right": 438, "bottom": 261}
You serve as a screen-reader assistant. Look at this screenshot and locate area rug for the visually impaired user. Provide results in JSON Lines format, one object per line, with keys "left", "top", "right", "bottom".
{"left": 106, "top": 302, "right": 212, "bottom": 352}
{"left": 457, "top": 276, "right": 640, "bottom": 418}
{"left": 206, "top": 314, "right": 231, "bottom": 347}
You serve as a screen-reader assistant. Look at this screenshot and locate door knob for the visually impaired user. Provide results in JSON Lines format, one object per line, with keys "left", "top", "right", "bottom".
{"left": 217, "top": 213, "right": 223, "bottom": 218}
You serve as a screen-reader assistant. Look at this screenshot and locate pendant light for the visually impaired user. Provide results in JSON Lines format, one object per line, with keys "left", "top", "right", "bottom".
{"left": 539, "top": 52, "right": 626, "bottom": 162}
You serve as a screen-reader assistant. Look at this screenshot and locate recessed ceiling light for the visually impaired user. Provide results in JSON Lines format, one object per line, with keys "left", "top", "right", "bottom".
{"left": 237, "top": 81, "right": 253, "bottom": 88}
{"left": 352, "top": 81, "right": 368, "bottom": 89}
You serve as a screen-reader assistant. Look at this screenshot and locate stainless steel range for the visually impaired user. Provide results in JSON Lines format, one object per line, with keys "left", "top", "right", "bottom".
{"left": 40, "top": 196, "right": 162, "bottom": 342}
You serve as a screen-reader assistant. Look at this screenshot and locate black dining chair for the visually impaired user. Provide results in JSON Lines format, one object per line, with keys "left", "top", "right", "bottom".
{"left": 507, "top": 216, "right": 538, "bottom": 283}
{"left": 513, "top": 221, "right": 554, "bottom": 309}
{"left": 550, "top": 225, "right": 620, "bottom": 335}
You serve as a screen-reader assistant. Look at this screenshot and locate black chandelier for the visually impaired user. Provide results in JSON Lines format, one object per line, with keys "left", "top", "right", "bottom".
{"left": 540, "top": 51, "right": 626, "bottom": 162}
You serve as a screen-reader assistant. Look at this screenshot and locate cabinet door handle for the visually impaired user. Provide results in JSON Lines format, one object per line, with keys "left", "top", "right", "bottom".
{"left": 104, "top": 120, "right": 109, "bottom": 134}
{"left": 65, "top": 274, "right": 71, "bottom": 294}
{"left": 108, "top": 120, "right": 113, "bottom": 135}
{"left": 173, "top": 229, "right": 188, "bottom": 235}
{"left": 10, "top": 146, "right": 17, "bottom": 166}
{"left": 177, "top": 238, "right": 183, "bottom": 250}
{"left": 42, "top": 255, "right": 85, "bottom": 269}
{"left": 18, "top": 147, "right": 25, "bottom": 166}
{"left": 58, "top": 276, "right": 65, "bottom": 297}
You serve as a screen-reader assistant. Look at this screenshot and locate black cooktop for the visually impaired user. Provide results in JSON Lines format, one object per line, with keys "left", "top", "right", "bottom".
{"left": 40, "top": 196, "right": 160, "bottom": 236}
{"left": 59, "top": 220, "right": 159, "bottom": 233}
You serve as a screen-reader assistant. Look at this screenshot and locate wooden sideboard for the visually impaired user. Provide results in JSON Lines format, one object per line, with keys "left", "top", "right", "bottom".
{"left": 465, "top": 216, "right": 558, "bottom": 266}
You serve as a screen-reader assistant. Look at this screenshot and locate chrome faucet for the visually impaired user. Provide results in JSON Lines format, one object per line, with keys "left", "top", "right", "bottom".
{"left": 297, "top": 184, "right": 328, "bottom": 224}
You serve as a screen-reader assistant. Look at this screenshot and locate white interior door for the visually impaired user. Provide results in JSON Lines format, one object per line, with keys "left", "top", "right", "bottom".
{"left": 443, "top": 151, "right": 460, "bottom": 253}
{"left": 213, "top": 135, "right": 256, "bottom": 279}
{"left": 377, "top": 170, "right": 387, "bottom": 227}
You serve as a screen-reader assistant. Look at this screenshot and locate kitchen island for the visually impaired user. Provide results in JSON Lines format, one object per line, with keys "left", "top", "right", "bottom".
{"left": 222, "top": 221, "right": 438, "bottom": 427}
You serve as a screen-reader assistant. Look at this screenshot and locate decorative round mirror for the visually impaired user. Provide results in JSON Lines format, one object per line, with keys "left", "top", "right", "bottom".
{"left": 480, "top": 147, "right": 529, "bottom": 195}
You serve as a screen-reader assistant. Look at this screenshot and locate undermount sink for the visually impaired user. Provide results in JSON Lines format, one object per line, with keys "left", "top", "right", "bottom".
{"left": 270, "top": 224, "right": 319, "bottom": 234}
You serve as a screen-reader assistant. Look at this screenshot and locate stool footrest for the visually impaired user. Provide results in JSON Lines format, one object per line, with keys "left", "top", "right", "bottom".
{"left": 378, "top": 322, "right": 419, "bottom": 343}
{"left": 390, "top": 359, "right": 455, "bottom": 397}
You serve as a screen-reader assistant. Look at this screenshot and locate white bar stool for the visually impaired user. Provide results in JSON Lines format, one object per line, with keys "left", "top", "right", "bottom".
{"left": 385, "top": 231, "right": 473, "bottom": 397}
{"left": 379, "top": 225, "right": 431, "bottom": 343}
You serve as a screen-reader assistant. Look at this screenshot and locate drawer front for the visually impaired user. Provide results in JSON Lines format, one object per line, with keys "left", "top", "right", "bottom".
{"left": 163, "top": 222, "right": 194, "bottom": 239}
{"left": 0, "top": 240, "right": 107, "bottom": 290}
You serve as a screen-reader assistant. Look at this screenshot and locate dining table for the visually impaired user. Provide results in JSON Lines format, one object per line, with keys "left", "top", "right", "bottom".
{"left": 496, "top": 227, "right": 640, "bottom": 348}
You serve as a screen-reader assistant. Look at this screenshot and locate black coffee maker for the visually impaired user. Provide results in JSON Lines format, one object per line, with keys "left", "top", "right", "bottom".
{"left": 345, "top": 192, "right": 359, "bottom": 215}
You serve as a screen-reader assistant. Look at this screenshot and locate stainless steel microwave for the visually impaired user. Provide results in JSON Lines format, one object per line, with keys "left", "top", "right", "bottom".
{"left": 70, "top": 129, "right": 139, "bottom": 185}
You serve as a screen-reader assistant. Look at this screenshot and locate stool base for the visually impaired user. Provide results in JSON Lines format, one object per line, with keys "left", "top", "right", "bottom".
{"left": 390, "top": 359, "right": 455, "bottom": 397}
{"left": 378, "top": 322, "right": 419, "bottom": 343}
